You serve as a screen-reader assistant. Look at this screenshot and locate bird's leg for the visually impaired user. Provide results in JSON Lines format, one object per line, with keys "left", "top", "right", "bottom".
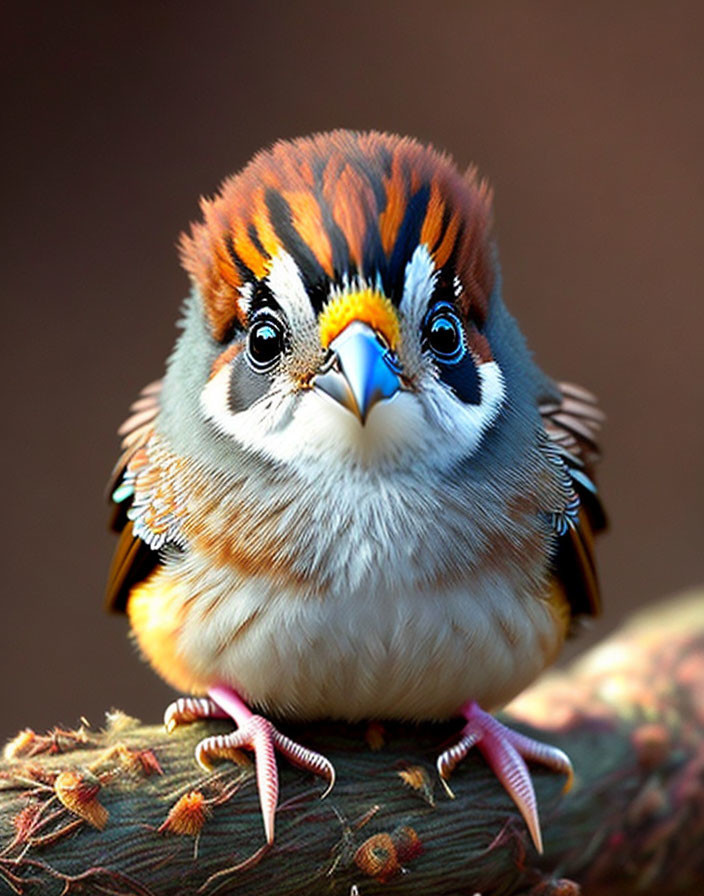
{"left": 436, "top": 700, "right": 573, "bottom": 853}
{"left": 188, "top": 684, "right": 335, "bottom": 844}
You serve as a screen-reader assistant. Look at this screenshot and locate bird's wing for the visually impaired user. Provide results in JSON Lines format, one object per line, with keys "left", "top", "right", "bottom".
{"left": 105, "top": 380, "right": 164, "bottom": 613}
{"left": 540, "top": 382, "right": 607, "bottom": 618}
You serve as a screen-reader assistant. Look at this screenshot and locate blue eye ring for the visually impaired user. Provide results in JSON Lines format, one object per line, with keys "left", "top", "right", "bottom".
{"left": 422, "top": 303, "right": 467, "bottom": 365}
{"left": 246, "top": 312, "right": 287, "bottom": 372}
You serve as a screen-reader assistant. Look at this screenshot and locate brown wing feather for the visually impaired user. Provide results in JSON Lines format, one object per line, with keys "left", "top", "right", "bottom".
{"left": 106, "top": 380, "right": 162, "bottom": 507}
{"left": 539, "top": 381, "right": 604, "bottom": 468}
{"left": 105, "top": 520, "right": 160, "bottom": 613}
{"left": 542, "top": 381, "right": 607, "bottom": 619}
{"left": 105, "top": 380, "right": 163, "bottom": 613}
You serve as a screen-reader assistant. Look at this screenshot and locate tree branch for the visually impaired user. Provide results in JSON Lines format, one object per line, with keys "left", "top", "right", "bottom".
{"left": 2, "top": 592, "right": 703, "bottom": 895}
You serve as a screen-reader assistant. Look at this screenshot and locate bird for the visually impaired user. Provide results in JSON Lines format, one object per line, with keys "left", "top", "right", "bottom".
{"left": 106, "top": 129, "right": 605, "bottom": 852}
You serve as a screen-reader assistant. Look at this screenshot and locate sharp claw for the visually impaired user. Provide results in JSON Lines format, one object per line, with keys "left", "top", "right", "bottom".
{"left": 164, "top": 696, "right": 226, "bottom": 733}
{"left": 436, "top": 702, "right": 573, "bottom": 853}
{"left": 319, "top": 765, "right": 336, "bottom": 800}
{"left": 194, "top": 731, "right": 251, "bottom": 775}
{"left": 438, "top": 774, "right": 456, "bottom": 799}
{"left": 263, "top": 807, "right": 275, "bottom": 845}
{"left": 483, "top": 733, "right": 542, "bottom": 853}
{"left": 437, "top": 728, "right": 482, "bottom": 778}
{"left": 526, "top": 806, "right": 543, "bottom": 855}
{"left": 562, "top": 764, "right": 575, "bottom": 794}
{"left": 163, "top": 702, "right": 180, "bottom": 733}
{"left": 252, "top": 725, "right": 279, "bottom": 844}
{"left": 186, "top": 689, "right": 336, "bottom": 844}
{"left": 195, "top": 742, "right": 215, "bottom": 773}
{"left": 436, "top": 727, "right": 482, "bottom": 799}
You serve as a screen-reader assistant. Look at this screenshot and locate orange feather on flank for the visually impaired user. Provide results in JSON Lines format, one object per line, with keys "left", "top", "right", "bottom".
{"left": 127, "top": 568, "right": 209, "bottom": 696}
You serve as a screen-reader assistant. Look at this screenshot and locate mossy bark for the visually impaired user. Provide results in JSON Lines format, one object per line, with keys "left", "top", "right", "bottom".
{"left": 1, "top": 592, "right": 703, "bottom": 895}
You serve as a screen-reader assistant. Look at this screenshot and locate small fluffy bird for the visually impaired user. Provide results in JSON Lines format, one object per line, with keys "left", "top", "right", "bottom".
{"left": 107, "top": 130, "right": 605, "bottom": 851}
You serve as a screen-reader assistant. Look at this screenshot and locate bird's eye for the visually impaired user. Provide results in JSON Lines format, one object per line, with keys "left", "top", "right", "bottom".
{"left": 247, "top": 315, "right": 286, "bottom": 372}
{"left": 423, "top": 304, "right": 466, "bottom": 364}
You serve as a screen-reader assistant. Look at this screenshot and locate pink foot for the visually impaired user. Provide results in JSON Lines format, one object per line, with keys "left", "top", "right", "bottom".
{"left": 436, "top": 701, "right": 573, "bottom": 853}
{"left": 181, "top": 685, "right": 334, "bottom": 844}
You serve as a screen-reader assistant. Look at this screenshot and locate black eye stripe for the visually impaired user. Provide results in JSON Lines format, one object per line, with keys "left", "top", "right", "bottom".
{"left": 436, "top": 354, "right": 482, "bottom": 405}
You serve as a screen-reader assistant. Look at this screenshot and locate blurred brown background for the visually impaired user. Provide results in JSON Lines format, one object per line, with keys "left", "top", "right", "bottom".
{"left": 2, "top": 2, "right": 703, "bottom": 739}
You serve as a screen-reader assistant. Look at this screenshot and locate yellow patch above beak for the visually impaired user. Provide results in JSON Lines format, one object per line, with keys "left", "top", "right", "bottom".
{"left": 318, "top": 288, "right": 400, "bottom": 351}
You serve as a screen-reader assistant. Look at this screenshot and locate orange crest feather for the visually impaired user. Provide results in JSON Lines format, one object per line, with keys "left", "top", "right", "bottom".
{"left": 179, "top": 130, "right": 494, "bottom": 341}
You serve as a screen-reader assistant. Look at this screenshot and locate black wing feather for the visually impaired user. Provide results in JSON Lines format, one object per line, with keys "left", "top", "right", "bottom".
{"left": 541, "top": 381, "right": 607, "bottom": 618}
{"left": 105, "top": 380, "right": 163, "bottom": 613}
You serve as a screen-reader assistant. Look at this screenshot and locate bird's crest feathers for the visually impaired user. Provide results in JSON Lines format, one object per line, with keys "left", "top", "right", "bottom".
{"left": 179, "top": 130, "right": 494, "bottom": 341}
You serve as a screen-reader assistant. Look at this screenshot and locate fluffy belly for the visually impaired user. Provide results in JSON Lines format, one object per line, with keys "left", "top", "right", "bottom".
{"left": 153, "top": 565, "right": 568, "bottom": 721}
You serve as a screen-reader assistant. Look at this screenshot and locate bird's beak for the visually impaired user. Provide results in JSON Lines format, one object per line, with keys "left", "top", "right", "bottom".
{"left": 312, "top": 321, "right": 403, "bottom": 424}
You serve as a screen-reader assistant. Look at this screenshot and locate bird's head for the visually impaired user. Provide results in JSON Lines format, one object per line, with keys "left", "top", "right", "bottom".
{"left": 169, "top": 131, "right": 523, "bottom": 475}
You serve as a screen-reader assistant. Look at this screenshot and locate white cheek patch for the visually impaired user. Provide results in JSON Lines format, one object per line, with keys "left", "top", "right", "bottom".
{"left": 421, "top": 360, "right": 506, "bottom": 464}
{"left": 202, "top": 356, "right": 504, "bottom": 475}
{"left": 201, "top": 363, "right": 290, "bottom": 448}
{"left": 201, "top": 361, "right": 432, "bottom": 470}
